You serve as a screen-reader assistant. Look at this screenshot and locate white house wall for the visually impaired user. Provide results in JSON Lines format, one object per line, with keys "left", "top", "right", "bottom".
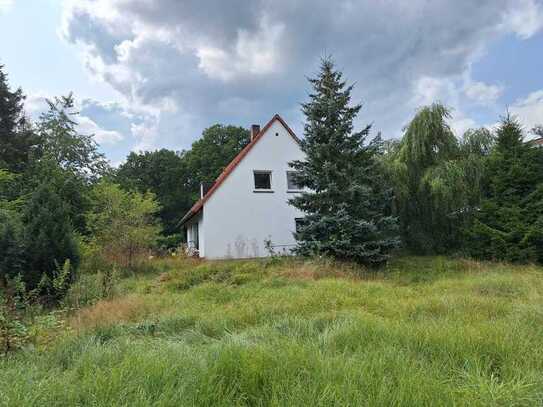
{"left": 203, "top": 120, "right": 305, "bottom": 259}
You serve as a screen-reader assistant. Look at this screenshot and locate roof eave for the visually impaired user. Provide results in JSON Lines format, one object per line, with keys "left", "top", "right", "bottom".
{"left": 179, "top": 203, "right": 203, "bottom": 226}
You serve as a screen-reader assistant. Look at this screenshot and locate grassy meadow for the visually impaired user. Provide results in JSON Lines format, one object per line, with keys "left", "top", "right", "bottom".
{"left": 1, "top": 256, "right": 543, "bottom": 406}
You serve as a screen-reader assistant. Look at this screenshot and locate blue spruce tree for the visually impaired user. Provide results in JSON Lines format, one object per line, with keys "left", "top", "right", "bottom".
{"left": 289, "top": 58, "right": 399, "bottom": 266}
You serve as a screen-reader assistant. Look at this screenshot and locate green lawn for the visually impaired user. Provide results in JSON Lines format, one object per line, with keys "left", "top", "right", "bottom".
{"left": 1, "top": 256, "right": 543, "bottom": 406}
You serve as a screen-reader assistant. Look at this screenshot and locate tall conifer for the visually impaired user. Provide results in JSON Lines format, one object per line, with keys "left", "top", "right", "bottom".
{"left": 467, "top": 116, "right": 543, "bottom": 262}
{"left": 0, "top": 65, "right": 37, "bottom": 172}
{"left": 289, "top": 58, "right": 399, "bottom": 266}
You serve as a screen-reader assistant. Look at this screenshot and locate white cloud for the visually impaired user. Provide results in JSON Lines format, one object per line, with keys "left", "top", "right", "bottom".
{"left": 0, "top": 0, "right": 13, "bottom": 13}
{"left": 25, "top": 93, "right": 125, "bottom": 146}
{"left": 411, "top": 76, "right": 460, "bottom": 107}
{"left": 501, "top": 0, "right": 543, "bottom": 39}
{"left": 197, "top": 16, "right": 285, "bottom": 81}
{"left": 24, "top": 93, "right": 50, "bottom": 119}
{"left": 448, "top": 114, "right": 479, "bottom": 136}
{"left": 464, "top": 81, "right": 503, "bottom": 105}
{"left": 509, "top": 90, "right": 543, "bottom": 133}
{"left": 58, "top": 0, "right": 543, "bottom": 148}
{"left": 131, "top": 121, "right": 158, "bottom": 152}
{"left": 77, "top": 115, "right": 124, "bottom": 145}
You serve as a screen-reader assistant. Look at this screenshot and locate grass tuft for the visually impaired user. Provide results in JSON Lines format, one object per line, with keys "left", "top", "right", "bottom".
{"left": 1, "top": 255, "right": 543, "bottom": 405}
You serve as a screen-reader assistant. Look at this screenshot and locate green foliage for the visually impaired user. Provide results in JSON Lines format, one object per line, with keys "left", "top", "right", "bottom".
{"left": 20, "top": 94, "right": 110, "bottom": 234}
{"left": 0, "top": 209, "right": 25, "bottom": 284}
{"left": 0, "top": 169, "right": 26, "bottom": 212}
{"left": 86, "top": 181, "right": 161, "bottom": 270}
{"left": 289, "top": 57, "right": 399, "bottom": 265}
{"left": 389, "top": 104, "right": 492, "bottom": 253}
{"left": 0, "top": 275, "right": 34, "bottom": 355}
{"left": 0, "top": 65, "right": 39, "bottom": 173}
{"left": 116, "top": 149, "right": 191, "bottom": 236}
{"left": 0, "top": 296, "right": 29, "bottom": 355}
{"left": 22, "top": 184, "right": 80, "bottom": 290}
{"left": 183, "top": 124, "right": 250, "bottom": 201}
{"left": 63, "top": 267, "right": 121, "bottom": 309}
{"left": 23, "top": 159, "right": 92, "bottom": 233}
{"left": 466, "top": 116, "right": 543, "bottom": 263}
{"left": 161, "top": 260, "right": 266, "bottom": 291}
{"left": 1, "top": 257, "right": 543, "bottom": 404}
{"left": 36, "top": 94, "right": 109, "bottom": 180}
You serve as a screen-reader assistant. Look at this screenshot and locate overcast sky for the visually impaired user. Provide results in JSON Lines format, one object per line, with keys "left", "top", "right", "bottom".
{"left": 1, "top": 0, "right": 542, "bottom": 165}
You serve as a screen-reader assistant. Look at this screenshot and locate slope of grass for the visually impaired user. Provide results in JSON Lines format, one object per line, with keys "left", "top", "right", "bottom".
{"left": 1, "top": 256, "right": 543, "bottom": 406}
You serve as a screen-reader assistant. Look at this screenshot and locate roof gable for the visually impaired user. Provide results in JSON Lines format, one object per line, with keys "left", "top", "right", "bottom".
{"left": 180, "top": 114, "right": 300, "bottom": 224}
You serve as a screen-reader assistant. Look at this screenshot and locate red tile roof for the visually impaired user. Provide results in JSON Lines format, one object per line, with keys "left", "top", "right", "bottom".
{"left": 530, "top": 137, "right": 543, "bottom": 146}
{"left": 180, "top": 114, "right": 300, "bottom": 225}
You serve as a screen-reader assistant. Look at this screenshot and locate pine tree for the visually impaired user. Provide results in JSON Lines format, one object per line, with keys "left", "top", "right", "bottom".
{"left": 289, "top": 58, "right": 399, "bottom": 266}
{"left": 22, "top": 184, "right": 80, "bottom": 289}
{"left": 0, "top": 65, "right": 38, "bottom": 173}
{"left": 467, "top": 116, "right": 543, "bottom": 262}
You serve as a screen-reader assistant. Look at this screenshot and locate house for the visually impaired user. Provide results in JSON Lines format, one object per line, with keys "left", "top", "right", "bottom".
{"left": 180, "top": 114, "right": 306, "bottom": 259}
{"left": 530, "top": 137, "right": 543, "bottom": 147}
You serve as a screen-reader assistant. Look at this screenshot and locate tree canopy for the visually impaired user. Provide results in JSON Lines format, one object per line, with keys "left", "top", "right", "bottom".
{"left": 183, "top": 124, "right": 249, "bottom": 201}
{"left": 37, "top": 94, "right": 109, "bottom": 180}
{"left": 389, "top": 103, "right": 492, "bottom": 253}
{"left": 116, "top": 149, "right": 191, "bottom": 236}
{"left": 86, "top": 181, "right": 161, "bottom": 269}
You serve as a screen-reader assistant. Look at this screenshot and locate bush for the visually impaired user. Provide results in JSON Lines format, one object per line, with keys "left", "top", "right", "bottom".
{"left": 86, "top": 182, "right": 160, "bottom": 271}
{"left": 22, "top": 184, "right": 80, "bottom": 290}
{"left": 63, "top": 268, "right": 120, "bottom": 310}
{"left": 0, "top": 209, "right": 24, "bottom": 285}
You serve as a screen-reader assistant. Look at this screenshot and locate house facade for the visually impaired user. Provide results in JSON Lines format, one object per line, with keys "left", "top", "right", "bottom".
{"left": 180, "top": 114, "right": 306, "bottom": 259}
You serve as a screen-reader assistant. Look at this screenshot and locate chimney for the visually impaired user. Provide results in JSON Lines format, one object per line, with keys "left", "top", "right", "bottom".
{"left": 250, "top": 124, "right": 260, "bottom": 141}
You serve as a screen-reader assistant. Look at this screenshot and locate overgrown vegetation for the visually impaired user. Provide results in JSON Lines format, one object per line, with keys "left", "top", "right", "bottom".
{"left": 1, "top": 256, "right": 543, "bottom": 405}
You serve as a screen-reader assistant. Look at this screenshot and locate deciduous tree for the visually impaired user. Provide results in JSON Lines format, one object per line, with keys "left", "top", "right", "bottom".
{"left": 389, "top": 104, "right": 492, "bottom": 253}
{"left": 86, "top": 182, "right": 160, "bottom": 269}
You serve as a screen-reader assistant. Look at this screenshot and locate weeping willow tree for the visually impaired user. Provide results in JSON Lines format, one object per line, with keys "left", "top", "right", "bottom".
{"left": 389, "top": 103, "right": 492, "bottom": 253}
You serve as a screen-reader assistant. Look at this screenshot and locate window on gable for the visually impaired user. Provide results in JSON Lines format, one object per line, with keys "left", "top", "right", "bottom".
{"left": 286, "top": 171, "right": 302, "bottom": 191}
{"left": 254, "top": 170, "right": 272, "bottom": 190}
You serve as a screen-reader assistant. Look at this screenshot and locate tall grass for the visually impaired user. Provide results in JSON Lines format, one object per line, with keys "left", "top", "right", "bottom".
{"left": 1, "top": 256, "right": 542, "bottom": 406}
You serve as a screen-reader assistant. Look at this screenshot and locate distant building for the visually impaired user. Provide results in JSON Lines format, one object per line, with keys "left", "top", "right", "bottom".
{"left": 180, "top": 114, "right": 305, "bottom": 259}
{"left": 530, "top": 137, "right": 543, "bottom": 147}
